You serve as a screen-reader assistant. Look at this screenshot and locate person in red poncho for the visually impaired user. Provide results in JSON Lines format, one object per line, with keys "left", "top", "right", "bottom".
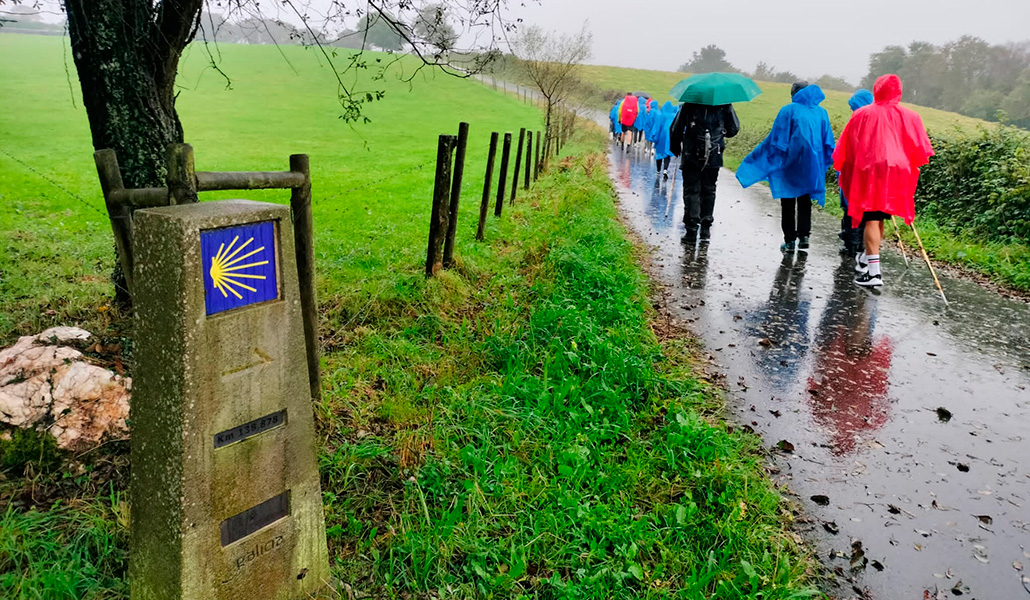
{"left": 619, "top": 92, "right": 639, "bottom": 149}
{"left": 833, "top": 74, "right": 934, "bottom": 288}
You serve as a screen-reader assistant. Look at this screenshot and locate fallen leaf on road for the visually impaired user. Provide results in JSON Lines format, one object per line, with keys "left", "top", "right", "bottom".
{"left": 936, "top": 407, "right": 953, "bottom": 423}
{"left": 776, "top": 440, "right": 795, "bottom": 453}
{"left": 823, "top": 521, "right": 839, "bottom": 535}
{"left": 888, "top": 504, "right": 901, "bottom": 515}
{"left": 770, "top": 410, "right": 782, "bottom": 418}
{"left": 1014, "top": 561, "right": 1023, "bottom": 571}
{"left": 975, "top": 515, "right": 993, "bottom": 526}
{"left": 758, "top": 337, "right": 773, "bottom": 347}
{"left": 850, "top": 541, "right": 868, "bottom": 571}
{"left": 811, "top": 495, "right": 830, "bottom": 506}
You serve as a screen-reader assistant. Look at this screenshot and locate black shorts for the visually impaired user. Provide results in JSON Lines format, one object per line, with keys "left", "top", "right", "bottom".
{"left": 862, "top": 211, "right": 892, "bottom": 223}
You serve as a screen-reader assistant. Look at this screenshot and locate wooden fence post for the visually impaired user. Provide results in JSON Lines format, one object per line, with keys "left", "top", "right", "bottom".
{"left": 534, "top": 131, "right": 542, "bottom": 180}
{"left": 94, "top": 149, "right": 136, "bottom": 296}
{"left": 510, "top": 128, "right": 525, "bottom": 205}
{"left": 495, "top": 133, "right": 511, "bottom": 217}
{"left": 477, "top": 132, "right": 498, "bottom": 241}
{"left": 166, "top": 143, "right": 198, "bottom": 205}
{"left": 524, "top": 130, "right": 532, "bottom": 191}
{"left": 289, "top": 154, "right": 320, "bottom": 403}
{"left": 443, "top": 122, "right": 469, "bottom": 268}
{"left": 426, "top": 135, "right": 455, "bottom": 276}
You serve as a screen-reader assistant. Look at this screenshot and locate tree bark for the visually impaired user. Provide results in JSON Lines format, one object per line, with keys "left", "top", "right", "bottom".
{"left": 65, "top": 0, "right": 203, "bottom": 304}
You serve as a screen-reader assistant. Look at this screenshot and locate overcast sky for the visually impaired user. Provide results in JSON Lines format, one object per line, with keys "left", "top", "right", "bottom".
{"left": 12, "top": 0, "right": 1029, "bottom": 84}
{"left": 512, "top": 0, "right": 1030, "bottom": 83}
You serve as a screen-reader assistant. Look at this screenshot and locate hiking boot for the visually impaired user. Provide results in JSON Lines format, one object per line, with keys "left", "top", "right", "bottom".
{"left": 854, "top": 272, "right": 883, "bottom": 288}
{"left": 682, "top": 228, "right": 698, "bottom": 244}
{"left": 855, "top": 253, "right": 868, "bottom": 274}
{"left": 663, "top": 170, "right": 669, "bottom": 181}
{"left": 780, "top": 240, "right": 796, "bottom": 252}
{"left": 699, "top": 226, "right": 712, "bottom": 241}
{"left": 797, "top": 236, "right": 810, "bottom": 251}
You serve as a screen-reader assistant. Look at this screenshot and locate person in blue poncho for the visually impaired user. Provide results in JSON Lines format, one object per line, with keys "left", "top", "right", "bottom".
{"left": 609, "top": 101, "right": 623, "bottom": 141}
{"left": 650, "top": 101, "right": 678, "bottom": 179}
{"left": 838, "top": 89, "right": 874, "bottom": 255}
{"left": 633, "top": 95, "right": 649, "bottom": 144}
{"left": 736, "top": 81, "right": 836, "bottom": 252}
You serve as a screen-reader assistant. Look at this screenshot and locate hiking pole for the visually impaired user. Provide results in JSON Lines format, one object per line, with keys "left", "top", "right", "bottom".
{"left": 910, "top": 222, "right": 949, "bottom": 306}
{"left": 889, "top": 216, "right": 911, "bottom": 267}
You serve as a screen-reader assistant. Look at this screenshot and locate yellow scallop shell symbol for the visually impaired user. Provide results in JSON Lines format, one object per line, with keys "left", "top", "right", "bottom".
{"left": 209, "top": 235, "right": 269, "bottom": 299}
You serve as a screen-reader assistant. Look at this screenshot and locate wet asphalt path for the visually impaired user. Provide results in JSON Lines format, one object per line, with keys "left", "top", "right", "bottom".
{"left": 608, "top": 144, "right": 1030, "bottom": 599}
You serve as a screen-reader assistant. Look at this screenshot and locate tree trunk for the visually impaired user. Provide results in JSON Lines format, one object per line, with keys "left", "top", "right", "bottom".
{"left": 65, "top": 0, "right": 202, "bottom": 306}
{"left": 544, "top": 100, "right": 554, "bottom": 171}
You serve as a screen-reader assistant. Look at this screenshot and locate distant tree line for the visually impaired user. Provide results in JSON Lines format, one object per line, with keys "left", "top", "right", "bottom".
{"left": 0, "top": 5, "right": 64, "bottom": 34}
{"left": 863, "top": 36, "right": 1030, "bottom": 128}
{"left": 677, "top": 45, "right": 854, "bottom": 93}
{"left": 197, "top": 5, "right": 456, "bottom": 52}
{"left": 0, "top": 4, "right": 458, "bottom": 54}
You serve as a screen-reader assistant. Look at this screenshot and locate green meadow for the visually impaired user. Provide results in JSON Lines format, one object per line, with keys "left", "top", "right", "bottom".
{"left": 0, "top": 33, "right": 544, "bottom": 340}
{"left": 0, "top": 34, "right": 820, "bottom": 598}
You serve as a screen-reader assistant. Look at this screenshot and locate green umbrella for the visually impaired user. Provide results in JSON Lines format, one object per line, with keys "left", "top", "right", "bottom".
{"left": 670, "top": 72, "right": 763, "bottom": 105}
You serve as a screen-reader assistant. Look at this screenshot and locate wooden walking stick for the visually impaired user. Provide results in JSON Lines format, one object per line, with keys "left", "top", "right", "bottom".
{"left": 910, "top": 222, "right": 949, "bottom": 305}
{"left": 889, "top": 216, "right": 911, "bottom": 267}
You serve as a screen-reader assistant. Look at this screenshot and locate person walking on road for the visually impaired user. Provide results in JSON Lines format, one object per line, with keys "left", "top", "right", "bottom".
{"left": 619, "top": 92, "right": 639, "bottom": 149}
{"left": 670, "top": 101, "right": 740, "bottom": 243}
{"left": 650, "top": 101, "right": 679, "bottom": 179}
{"left": 837, "top": 89, "right": 874, "bottom": 255}
{"left": 609, "top": 100, "right": 622, "bottom": 141}
{"left": 736, "top": 81, "right": 836, "bottom": 253}
{"left": 834, "top": 74, "right": 934, "bottom": 288}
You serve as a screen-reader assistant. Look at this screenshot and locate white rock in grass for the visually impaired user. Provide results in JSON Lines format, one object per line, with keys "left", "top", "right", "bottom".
{"left": 0, "top": 328, "right": 130, "bottom": 451}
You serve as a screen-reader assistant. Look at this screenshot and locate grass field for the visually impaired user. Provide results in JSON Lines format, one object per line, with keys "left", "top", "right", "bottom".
{"left": 0, "top": 34, "right": 820, "bottom": 598}
{"left": 0, "top": 33, "right": 545, "bottom": 342}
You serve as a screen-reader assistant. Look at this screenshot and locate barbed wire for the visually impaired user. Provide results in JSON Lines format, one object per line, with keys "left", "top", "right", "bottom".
{"left": 321, "top": 161, "right": 429, "bottom": 201}
{"left": 0, "top": 146, "right": 109, "bottom": 218}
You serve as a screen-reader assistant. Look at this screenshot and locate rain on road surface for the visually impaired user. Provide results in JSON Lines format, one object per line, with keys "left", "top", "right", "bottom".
{"left": 608, "top": 145, "right": 1030, "bottom": 599}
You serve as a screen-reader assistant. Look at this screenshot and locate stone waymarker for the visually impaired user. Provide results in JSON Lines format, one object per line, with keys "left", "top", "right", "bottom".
{"left": 131, "top": 200, "right": 330, "bottom": 600}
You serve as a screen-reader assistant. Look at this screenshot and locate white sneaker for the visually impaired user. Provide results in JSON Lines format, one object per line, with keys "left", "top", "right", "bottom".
{"left": 855, "top": 253, "right": 868, "bottom": 274}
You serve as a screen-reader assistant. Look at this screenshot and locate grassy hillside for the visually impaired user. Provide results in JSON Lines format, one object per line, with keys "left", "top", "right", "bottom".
{"left": 0, "top": 33, "right": 545, "bottom": 340}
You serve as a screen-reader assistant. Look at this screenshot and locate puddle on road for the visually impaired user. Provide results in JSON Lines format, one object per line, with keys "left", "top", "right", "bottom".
{"left": 609, "top": 145, "right": 1030, "bottom": 599}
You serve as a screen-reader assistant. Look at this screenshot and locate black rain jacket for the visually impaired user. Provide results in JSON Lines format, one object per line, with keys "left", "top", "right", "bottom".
{"left": 670, "top": 103, "right": 741, "bottom": 169}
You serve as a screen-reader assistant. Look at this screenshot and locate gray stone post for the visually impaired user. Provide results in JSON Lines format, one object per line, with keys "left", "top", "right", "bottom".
{"left": 131, "top": 200, "right": 330, "bottom": 600}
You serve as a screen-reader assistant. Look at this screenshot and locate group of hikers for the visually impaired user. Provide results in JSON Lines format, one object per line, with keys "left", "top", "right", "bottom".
{"left": 609, "top": 93, "right": 682, "bottom": 180}
{"left": 608, "top": 74, "right": 935, "bottom": 289}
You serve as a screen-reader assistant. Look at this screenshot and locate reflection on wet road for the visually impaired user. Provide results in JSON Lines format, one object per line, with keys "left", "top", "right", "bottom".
{"left": 610, "top": 145, "right": 1030, "bottom": 599}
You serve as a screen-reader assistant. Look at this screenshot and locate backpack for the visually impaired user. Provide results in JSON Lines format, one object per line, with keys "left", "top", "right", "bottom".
{"left": 683, "top": 106, "right": 725, "bottom": 165}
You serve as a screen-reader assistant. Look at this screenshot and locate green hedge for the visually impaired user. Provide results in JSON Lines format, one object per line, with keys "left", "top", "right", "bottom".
{"left": 916, "top": 126, "right": 1030, "bottom": 245}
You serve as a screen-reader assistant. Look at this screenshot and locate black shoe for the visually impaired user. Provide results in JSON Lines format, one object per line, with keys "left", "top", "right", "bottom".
{"left": 798, "top": 236, "right": 810, "bottom": 251}
{"left": 682, "top": 228, "right": 698, "bottom": 244}
{"left": 854, "top": 272, "right": 883, "bottom": 288}
{"left": 780, "top": 240, "right": 796, "bottom": 252}
{"left": 699, "top": 226, "right": 711, "bottom": 241}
